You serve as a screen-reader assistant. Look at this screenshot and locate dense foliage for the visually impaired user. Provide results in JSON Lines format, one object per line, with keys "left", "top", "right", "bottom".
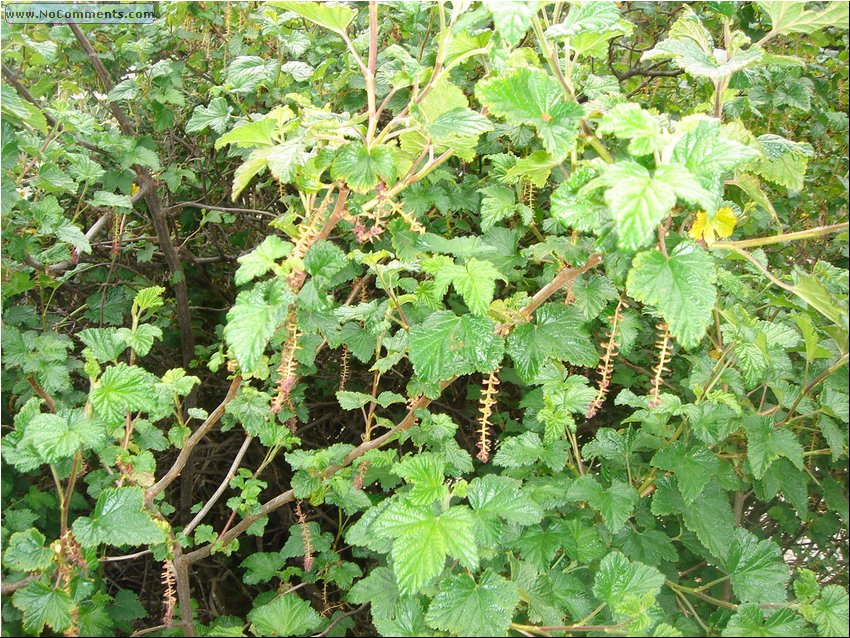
{"left": 1, "top": 1, "right": 849, "bottom": 636}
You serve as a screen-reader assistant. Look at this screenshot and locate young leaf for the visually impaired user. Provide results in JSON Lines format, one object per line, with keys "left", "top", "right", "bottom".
{"left": 408, "top": 311, "right": 504, "bottom": 383}
{"left": 626, "top": 241, "right": 717, "bottom": 349}
{"left": 247, "top": 594, "right": 322, "bottom": 637}
{"left": 425, "top": 570, "right": 520, "bottom": 636}
{"left": 272, "top": 0, "right": 356, "bottom": 35}
{"left": 373, "top": 501, "right": 478, "bottom": 595}
{"left": 331, "top": 142, "right": 396, "bottom": 193}
{"left": 506, "top": 304, "right": 598, "bottom": 383}
{"left": 224, "top": 279, "right": 294, "bottom": 373}
{"left": 476, "top": 67, "right": 584, "bottom": 160}
{"left": 235, "top": 235, "right": 293, "bottom": 286}
{"left": 90, "top": 364, "right": 160, "bottom": 425}
{"left": 72, "top": 487, "right": 165, "bottom": 547}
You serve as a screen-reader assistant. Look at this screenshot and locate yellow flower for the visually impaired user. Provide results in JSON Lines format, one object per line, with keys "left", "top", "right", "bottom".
{"left": 689, "top": 207, "right": 737, "bottom": 244}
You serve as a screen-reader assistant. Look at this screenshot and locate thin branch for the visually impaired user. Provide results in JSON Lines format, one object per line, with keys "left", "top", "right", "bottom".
{"left": 145, "top": 376, "right": 242, "bottom": 502}
{"left": 165, "top": 201, "right": 278, "bottom": 218}
{"left": 711, "top": 222, "right": 849, "bottom": 250}
{"left": 27, "top": 374, "right": 56, "bottom": 411}
{"left": 312, "top": 604, "right": 368, "bottom": 637}
{"left": 500, "top": 253, "right": 603, "bottom": 330}
{"left": 778, "top": 354, "right": 849, "bottom": 426}
{"left": 1, "top": 574, "right": 38, "bottom": 595}
{"left": 183, "top": 435, "right": 254, "bottom": 536}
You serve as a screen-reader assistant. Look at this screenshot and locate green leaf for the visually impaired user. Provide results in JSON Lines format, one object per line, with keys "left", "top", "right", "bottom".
{"left": 572, "top": 274, "right": 618, "bottom": 321}
{"left": 391, "top": 453, "right": 449, "bottom": 506}
{"left": 503, "top": 151, "right": 556, "bottom": 188}
{"left": 722, "top": 605, "right": 806, "bottom": 637}
{"left": 224, "top": 279, "right": 294, "bottom": 373}
{"left": 744, "top": 417, "right": 805, "bottom": 480}
{"left": 3, "top": 528, "right": 54, "bottom": 572}
{"left": 546, "top": 1, "right": 621, "bottom": 39}
{"left": 791, "top": 272, "right": 845, "bottom": 325}
{"left": 651, "top": 442, "right": 720, "bottom": 504}
{"left": 444, "top": 30, "right": 493, "bottom": 70}
{"left": 408, "top": 311, "right": 504, "bottom": 383}
{"left": 428, "top": 107, "right": 494, "bottom": 139}
{"left": 653, "top": 478, "right": 735, "bottom": 559}
{"left": 506, "top": 304, "right": 598, "bottom": 383}
{"left": 373, "top": 501, "right": 478, "bottom": 595}
{"left": 598, "top": 103, "right": 662, "bottom": 156}
{"left": 89, "top": 190, "right": 133, "bottom": 210}
{"left": 331, "top": 142, "right": 396, "bottom": 194}
{"left": 235, "top": 235, "right": 293, "bottom": 286}
{"left": 1, "top": 84, "right": 48, "bottom": 134}
{"left": 485, "top": 0, "right": 536, "bottom": 47}
{"left": 592, "top": 551, "right": 665, "bottom": 625}
{"left": 752, "top": 134, "right": 813, "bottom": 192}
{"left": 567, "top": 476, "right": 638, "bottom": 531}
{"left": 476, "top": 67, "right": 584, "bottom": 160}
{"left": 225, "top": 55, "right": 278, "bottom": 93}
{"left": 240, "top": 551, "right": 286, "bottom": 585}
{"left": 336, "top": 391, "right": 373, "bottom": 410}
{"left": 479, "top": 184, "right": 516, "bottom": 231}
{"left": 448, "top": 258, "right": 504, "bottom": 316}
{"left": 493, "top": 431, "right": 546, "bottom": 468}
{"left": 812, "top": 585, "right": 850, "bottom": 637}
{"left": 757, "top": 1, "right": 849, "bottom": 36}
{"left": 216, "top": 118, "right": 276, "bottom": 150}
{"left": 616, "top": 528, "right": 678, "bottom": 566}
{"left": 468, "top": 475, "right": 544, "bottom": 528}
{"left": 596, "top": 161, "right": 712, "bottom": 250}
{"left": 134, "top": 286, "right": 166, "bottom": 312}
{"left": 272, "top": 0, "right": 356, "bottom": 34}
{"left": 643, "top": 8, "right": 762, "bottom": 80}
{"left": 724, "top": 529, "right": 790, "bottom": 604}
{"left": 90, "top": 364, "right": 159, "bottom": 425}
{"left": 247, "top": 594, "right": 322, "bottom": 637}
{"left": 425, "top": 570, "right": 520, "bottom": 636}
{"left": 115, "top": 324, "right": 162, "bottom": 357}
{"left": 72, "top": 487, "right": 165, "bottom": 547}
{"left": 12, "top": 581, "right": 75, "bottom": 634}
{"left": 23, "top": 409, "right": 106, "bottom": 463}
{"left": 626, "top": 241, "right": 717, "bottom": 349}
{"left": 185, "top": 97, "right": 232, "bottom": 134}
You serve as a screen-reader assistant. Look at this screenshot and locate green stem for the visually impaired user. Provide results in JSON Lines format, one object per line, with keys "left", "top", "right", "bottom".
{"left": 711, "top": 222, "right": 849, "bottom": 250}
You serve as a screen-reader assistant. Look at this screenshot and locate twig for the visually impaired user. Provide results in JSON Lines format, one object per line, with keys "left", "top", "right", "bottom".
{"left": 27, "top": 374, "right": 56, "bottom": 412}
{"left": 145, "top": 376, "right": 242, "bottom": 502}
{"left": 183, "top": 435, "right": 254, "bottom": 536}
{"left": 312, "top": 604, "right": 367, "bottom": 637}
